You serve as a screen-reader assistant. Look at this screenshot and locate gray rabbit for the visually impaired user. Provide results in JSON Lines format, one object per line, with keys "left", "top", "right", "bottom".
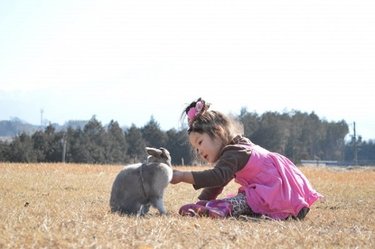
{"left": 109, "top": 147, "right": 172, "bottom": 216}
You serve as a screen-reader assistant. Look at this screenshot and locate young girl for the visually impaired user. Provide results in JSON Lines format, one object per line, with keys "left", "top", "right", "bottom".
{"left": 171, "top": 98, "right": 323, "bottom": 220}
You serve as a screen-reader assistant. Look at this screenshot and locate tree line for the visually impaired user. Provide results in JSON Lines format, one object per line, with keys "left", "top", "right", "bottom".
{"left": 0, "top": 110, "right": 374, "bottom": 165}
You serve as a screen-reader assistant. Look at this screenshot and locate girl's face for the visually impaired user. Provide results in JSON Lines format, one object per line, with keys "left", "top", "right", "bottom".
{"left": 189, "top": 131, "right": 224, "bottom": 163}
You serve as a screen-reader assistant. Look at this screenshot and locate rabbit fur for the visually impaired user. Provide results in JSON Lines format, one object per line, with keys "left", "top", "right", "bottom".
{"left": 109, "top": 147, "right": 172, "bottom": 216}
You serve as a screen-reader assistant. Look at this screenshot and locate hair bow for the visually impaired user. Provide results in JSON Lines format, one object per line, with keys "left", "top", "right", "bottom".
{"left": 187, "top": 100, "right": 204, "bottom": 124}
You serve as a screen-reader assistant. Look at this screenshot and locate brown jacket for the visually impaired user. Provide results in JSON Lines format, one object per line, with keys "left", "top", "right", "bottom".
{"left": 191, "top": 135, "right": 253, "bottom": 200}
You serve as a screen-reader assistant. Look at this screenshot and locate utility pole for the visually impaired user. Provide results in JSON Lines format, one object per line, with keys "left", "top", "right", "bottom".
{"left": 353, "top": 122, "right": 358, "bottom": 166}
{"left": 62, "top": 134, "right": 67, "bottom": 163}
{"left": 40, "top": 109, "right": 44, "bottom": 128}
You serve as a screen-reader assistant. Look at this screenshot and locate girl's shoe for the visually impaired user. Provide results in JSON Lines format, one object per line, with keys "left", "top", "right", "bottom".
{"left": 195, "top": 200, "right": 208, "bottom": 206}
{"left": 178, "top": 199, "right": 233, "bottom": 218}
{"left": 206, "top": 200, "right": 233, "bottom": 218}
{"left": 178, "top": 203, "right": 209, "bottom": 217}
{"left": 293, "top": 207, "right": 310, "bottom": 220}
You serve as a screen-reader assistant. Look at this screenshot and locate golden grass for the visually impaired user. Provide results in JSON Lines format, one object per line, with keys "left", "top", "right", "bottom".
{"left": 0, "top": 163, "right": 374, "bottom": 248}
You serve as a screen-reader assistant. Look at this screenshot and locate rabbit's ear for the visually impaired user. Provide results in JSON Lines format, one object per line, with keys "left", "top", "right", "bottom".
{"left": 159, "top": 147, "right": 171, "bottom": 160}
{"left": 146, "top": 147, "right": 163, "bottom": 158}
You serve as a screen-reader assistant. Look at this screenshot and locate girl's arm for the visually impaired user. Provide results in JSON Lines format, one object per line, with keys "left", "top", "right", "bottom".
{"left": 170, "top": 170, "right": 195, "bottom": 184}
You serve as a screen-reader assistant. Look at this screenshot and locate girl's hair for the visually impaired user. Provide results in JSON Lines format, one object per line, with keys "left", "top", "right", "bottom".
{"left": 182, "top": 98, "right": 244, "bottom": 145}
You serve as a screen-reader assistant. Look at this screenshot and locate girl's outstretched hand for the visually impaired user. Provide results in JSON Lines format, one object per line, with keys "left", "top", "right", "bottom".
{"left": 170, "top": 170, "right": 184, "bottom": 184}
{"left": 170, "top": 170, "right": 195, "bottom": 184}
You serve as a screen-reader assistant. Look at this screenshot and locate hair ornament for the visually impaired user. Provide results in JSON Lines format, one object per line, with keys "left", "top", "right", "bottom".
{"left": 187, "top": 99, "right": 205, "bottom": 125}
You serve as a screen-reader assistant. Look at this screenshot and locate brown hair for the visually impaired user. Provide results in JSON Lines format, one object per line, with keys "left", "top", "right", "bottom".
{"left": 183, "top": 98, "right": 244, "bottom": 145}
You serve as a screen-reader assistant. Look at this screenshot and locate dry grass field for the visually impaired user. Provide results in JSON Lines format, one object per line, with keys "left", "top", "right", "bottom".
{"left": 0, "top": 163, "right": 374, "bottom": 249}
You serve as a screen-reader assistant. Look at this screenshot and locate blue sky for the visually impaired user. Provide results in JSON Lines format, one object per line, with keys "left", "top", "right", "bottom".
{"left": 0, "top": 0, "right": 374, "bottom": 140}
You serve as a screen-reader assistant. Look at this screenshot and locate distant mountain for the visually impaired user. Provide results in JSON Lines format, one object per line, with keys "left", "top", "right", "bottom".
{"left": 0, "top": 118, "right": 39, "bottom": 137}
{"left": 0, "top": 118, "right": 89, "bottom": 138}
